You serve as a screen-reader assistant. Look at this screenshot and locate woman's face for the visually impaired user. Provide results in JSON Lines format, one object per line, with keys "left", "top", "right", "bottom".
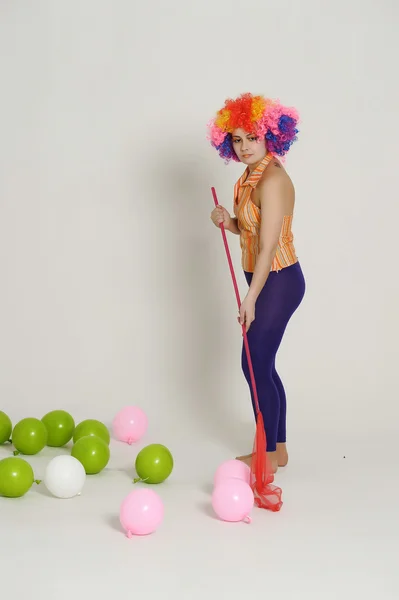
{"left": 231, "top": 128, "right": 267, "bottom": 166}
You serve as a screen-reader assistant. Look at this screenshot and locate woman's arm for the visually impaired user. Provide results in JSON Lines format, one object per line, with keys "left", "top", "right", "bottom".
{"left": 211, "top": 206, "right": 240, "bottom": 234}
{"left": 239, "top": 175, "right": 290, "bottom": 330}
{"left": 226, "top": 217, "right": 240, "bottom": 235}
{"left": 247, "top": 176, "right": 288, "bottom": 301}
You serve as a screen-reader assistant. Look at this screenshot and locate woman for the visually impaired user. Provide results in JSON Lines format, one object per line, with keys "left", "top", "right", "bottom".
{"left": 208, "top": 93, "right": 305, "bottom": 474}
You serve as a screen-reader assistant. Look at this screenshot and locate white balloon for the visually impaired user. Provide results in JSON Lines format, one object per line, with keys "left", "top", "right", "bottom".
{"left": 44, "top": 455, "right": 86, "bottom": 499}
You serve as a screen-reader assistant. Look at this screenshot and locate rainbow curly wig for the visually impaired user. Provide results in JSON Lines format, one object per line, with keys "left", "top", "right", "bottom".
{"left": 207, "top": 93, "right": 299, "bottom": 162}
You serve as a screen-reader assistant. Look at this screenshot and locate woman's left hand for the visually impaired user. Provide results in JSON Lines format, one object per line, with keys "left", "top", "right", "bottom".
{"left": 238, "top": 294, "right": 256, "bottom": 332}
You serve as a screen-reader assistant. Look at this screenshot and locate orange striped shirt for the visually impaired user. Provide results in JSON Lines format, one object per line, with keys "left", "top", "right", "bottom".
{"left": 233, "top": 153, "right": 298, "bottom": 273}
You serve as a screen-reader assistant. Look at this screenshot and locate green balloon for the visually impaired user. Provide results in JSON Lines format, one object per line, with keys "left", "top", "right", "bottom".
{"left": 73, "top": 419, "right": 110, "bottom": 445}
{"left": 71, "top": 435, "right": 110, "bottom": 474}
{"left": 0, "top": 411, "right": 12, "bottom": 445}
{"left": 12, "top": 418, "right": 48, "bottom": 455}
{"left": 0, "top": 457, "right": 40, "bottom": 497}
{"left": 134, "top": 443, "right": 173, "bottom": 484}
{"left": 41, "top": 410, "right": 75, "bottom": 447}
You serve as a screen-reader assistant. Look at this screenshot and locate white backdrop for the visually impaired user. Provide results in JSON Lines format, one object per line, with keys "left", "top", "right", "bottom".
{"left": 1, "top": 0, "right": 398, "bottom": 467}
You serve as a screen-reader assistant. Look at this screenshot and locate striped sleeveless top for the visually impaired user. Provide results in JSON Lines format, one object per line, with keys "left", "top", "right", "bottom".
{"left": 233, "top": 152, "right": 298, "bottom": 273}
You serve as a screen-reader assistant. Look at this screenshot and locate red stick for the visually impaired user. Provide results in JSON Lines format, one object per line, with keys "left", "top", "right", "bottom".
{"left": 211, "top": 186, "right": 260, "bottom": 416}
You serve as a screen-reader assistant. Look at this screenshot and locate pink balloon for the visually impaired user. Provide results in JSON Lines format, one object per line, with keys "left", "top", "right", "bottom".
{"left": 120, "top": 489, "right": 164, "bottom": 537}
{"left": 212, "top": 478, "right": 254, "bottom": 523}
{"left": 214, "top": 459, "right": 251, "bottom": 487}
{"left": 112, "top": 406, "right": 148, "bottom": 444}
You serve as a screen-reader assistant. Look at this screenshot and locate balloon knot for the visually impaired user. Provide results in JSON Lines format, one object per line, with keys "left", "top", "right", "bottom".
{"left": 126, "top": 530, "right": 133, "bottom": 539}
{"left": 34, "top": 480, "right": 42, "bottom": 485}
{"left": 243, "top": 515, "right": 252, "bottom": 524}
{"left": 13, "top": 450, "right": 20, "bottom": 456}
{"left": 133, "top": 477, "right": 149, "bottom": 484}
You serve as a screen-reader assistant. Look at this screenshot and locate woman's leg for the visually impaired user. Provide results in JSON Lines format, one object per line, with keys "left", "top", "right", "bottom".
{"left": 272, "top": 363, "right": 286, "bottom": 443}
{"left": 272, "top": 363, "right": 289, "bottom": 466}
{"left": 238, "top": 360, "right": 288, "bottom": 466}
{"left": 239, "top": 262, "right": 305, "bottom": 470}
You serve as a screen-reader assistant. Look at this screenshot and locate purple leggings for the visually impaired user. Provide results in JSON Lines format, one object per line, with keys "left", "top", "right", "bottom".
{"left": 241, "top": 262, "right": 305, "bottom": 452}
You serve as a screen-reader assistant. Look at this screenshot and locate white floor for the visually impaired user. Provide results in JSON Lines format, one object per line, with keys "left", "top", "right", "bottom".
{"left": 1, "top": 429, "right": 398, "bottom": 600}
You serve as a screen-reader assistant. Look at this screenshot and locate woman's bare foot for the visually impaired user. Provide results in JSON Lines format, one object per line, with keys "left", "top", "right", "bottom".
{"left": 236, "top": 452, "right": 279, "bottom": 473}
{"left": 276, "top": 443, "right": 288, "bottom": 467}
{"left": 235, "top": 454, "right": 252, "bottom": 468}
{"left": 267, "top": 452, "right": 278, "bottom": 473}
{"left": 235, "top": 452, "right": 252, "bottom": 462}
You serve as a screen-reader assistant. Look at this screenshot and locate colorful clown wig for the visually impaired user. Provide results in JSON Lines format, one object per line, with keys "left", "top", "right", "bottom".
{"left": 207, "top": 93, "right": 299, "bottom": 162}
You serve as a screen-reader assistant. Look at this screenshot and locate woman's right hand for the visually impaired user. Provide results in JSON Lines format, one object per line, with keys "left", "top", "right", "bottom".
{"left": 210, "top": 206, "right": 232, "bottom": 231}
